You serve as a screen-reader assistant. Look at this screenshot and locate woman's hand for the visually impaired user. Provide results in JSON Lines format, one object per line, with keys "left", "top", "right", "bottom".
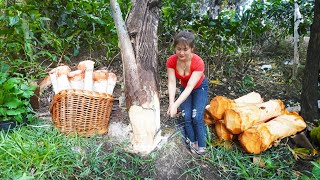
{"left": 167, "top": 103, "right": 178, "bottom": 117}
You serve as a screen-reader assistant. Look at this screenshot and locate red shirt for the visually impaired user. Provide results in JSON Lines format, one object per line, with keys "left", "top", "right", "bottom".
{"left": 166, "top": 53, "right": 205, "bottom": 89}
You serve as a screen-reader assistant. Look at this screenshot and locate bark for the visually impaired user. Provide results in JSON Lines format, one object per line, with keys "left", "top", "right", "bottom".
{"left": 198, "top": 0, "right": 210, "bottom": 16}
{"left": 300, "top": 0, "right": 320, "bottom": 124}
{"left": 210, "top": 0, "right": 221, "bottom": 19}
{"left": 126, "top": 0, "right": 160, "bottom": 107}
{"left": 110, "top": 0, "right": 161, "bottom": 154}
{"left": 293, "top": 0, "right": 302, "bottom": 79}
{"left": 197, "top": 0, "right": 222, "bottom": 19}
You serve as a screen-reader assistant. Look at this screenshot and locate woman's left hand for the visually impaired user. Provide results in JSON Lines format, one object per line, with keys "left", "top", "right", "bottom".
{"left": 167, "top": 103, "right": 178, "bottom": 117}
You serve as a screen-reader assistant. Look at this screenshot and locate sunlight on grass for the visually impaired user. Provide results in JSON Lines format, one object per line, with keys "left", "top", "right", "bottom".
{"left": 0, "top": 122, "right": 79, "bottom": 179}
{"left": 0, "top": 119, "right": 157, "bottom": 179}
{"left": 0, "top": 119, "right": 315, "bottom": 179}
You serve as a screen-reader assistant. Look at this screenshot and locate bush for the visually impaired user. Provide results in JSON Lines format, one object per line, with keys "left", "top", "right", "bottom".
{"left": 0, "top": 62, "right": 36, "bottom": 123}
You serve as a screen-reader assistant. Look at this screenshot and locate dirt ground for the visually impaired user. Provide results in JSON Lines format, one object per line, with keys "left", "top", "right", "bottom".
{"left": 35, "top": 49, "right": 319, "bottom": 179}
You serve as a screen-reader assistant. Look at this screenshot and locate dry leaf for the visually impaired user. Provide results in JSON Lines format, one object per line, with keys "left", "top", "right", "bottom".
{"left": 252, "top": 156, "right": 266, "bottom": 168}
{"left": 210, "top": 80, "right": 222, "bottom": 85}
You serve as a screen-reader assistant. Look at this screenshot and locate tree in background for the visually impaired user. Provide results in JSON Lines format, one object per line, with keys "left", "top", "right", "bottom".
{"left": 300, "top": 0, "right": 320, "bottom": 125}
{"left": 293, "top": 0, "right": 303, "bottom": 80}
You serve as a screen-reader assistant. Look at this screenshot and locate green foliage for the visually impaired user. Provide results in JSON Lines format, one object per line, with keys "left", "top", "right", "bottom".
{"left": 301, "top": 161, "right": 320, "bottom": 180}
{"left": 0, "top": 0, "right": 120, "bottom": 79}
{"left": 310, "top": 126, "right": 320, "bottom": 146}
{"left": 39, "top": 0, "right": 118, "bottom": 57}
{"left": 159, "top": 0, "right": 313, "bottom": 80}
{"left": 0, "top": 62, "right": 36, "bottom": 123}
{"left": 0, "top": 3, "right": 49, "bottom": 78}
{"left": 310, "top": 161, "right": 320, "bottom": 179}
{"left": 239, "top": 75, "right": 256, "bottom": 94}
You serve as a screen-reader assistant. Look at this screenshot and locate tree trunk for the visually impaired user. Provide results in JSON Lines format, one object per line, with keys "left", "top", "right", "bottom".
{"left": 198, "top": 0, "right": 210, "bottom": 16}
{"left": 110, "top": 0, "right": 161, "bottom": 155}
{"left": 300, "top": 0, "right": 320, "bottom": 125}
{"left": 293, "top": 0, "right": 302, "bottom": 79}
{"left": 210, "top": 0, "right": 221, "bottom": 19}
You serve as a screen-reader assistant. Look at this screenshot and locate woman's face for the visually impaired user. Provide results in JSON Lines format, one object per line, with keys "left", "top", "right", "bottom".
{"left": 175, "top": 43, "right": 193, "bottom": 61}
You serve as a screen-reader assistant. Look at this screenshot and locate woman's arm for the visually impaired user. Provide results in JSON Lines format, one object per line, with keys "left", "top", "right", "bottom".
{"left": 174, "top": 71, "right": 202, "bottom": 107}
{"left": 167, "top": 68, "right": 176, "bottom": 105}
{"left": 168, "top": 71, "right": 202, "bottom": 117}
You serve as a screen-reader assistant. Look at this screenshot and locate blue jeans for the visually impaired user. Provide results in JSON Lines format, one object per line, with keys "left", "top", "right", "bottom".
{"left": 179, "top": 78, "right": 208, "bottom": 148}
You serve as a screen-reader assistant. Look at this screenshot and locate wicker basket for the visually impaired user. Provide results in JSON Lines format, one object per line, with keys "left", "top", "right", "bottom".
{"left": 50, "top": 89, "right": 114, "bottom": 137}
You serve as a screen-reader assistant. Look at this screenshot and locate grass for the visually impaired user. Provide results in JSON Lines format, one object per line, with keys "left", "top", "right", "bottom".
{"left": 0, "top": 119, "right": 318, "bottom": 179}
{"left": 0, "top": 119, "right": 157, "bottom": 179}
{"left": 203, "top": 140, "right": 301, "bottom": 180}
{"left": 0, "top": 123, "right": 79, "bottom": 179}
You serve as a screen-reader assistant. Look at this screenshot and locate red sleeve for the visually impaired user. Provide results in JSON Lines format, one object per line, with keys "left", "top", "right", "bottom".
{"left": 166, "top": 55, "right": 177, "bottom": 69}
{"left": 193, "top": 55, "right": 204, "bottom": 71}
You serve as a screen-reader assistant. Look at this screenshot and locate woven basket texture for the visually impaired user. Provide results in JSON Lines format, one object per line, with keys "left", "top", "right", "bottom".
{"left": 50, "top": 89, "right": 114, "bottom": 137}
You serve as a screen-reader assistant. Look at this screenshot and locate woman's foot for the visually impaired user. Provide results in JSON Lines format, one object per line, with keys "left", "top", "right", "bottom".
{"left": 189, "top": 142, "right": 198, "bottom": 154}
{"left": 196, "top": 147, "right": 208, "bottom": 155}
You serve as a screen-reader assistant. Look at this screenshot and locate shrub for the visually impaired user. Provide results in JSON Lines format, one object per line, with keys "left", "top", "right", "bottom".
{"left": 0, "top": 62, "right": 36, "bottom": 123}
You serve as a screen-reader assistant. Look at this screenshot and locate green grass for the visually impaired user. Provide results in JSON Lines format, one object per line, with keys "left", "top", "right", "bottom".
{"left": 0, "top": 120, "right": 157, "bottom": 179}
{"left": 203, "top": 141, "right": 301, "bottom": 180}
{"left": 0, "top": 119, "right": 317, "bottom": 179}
{"left": 0, "top": 123, "right": 79, "bottom": 179}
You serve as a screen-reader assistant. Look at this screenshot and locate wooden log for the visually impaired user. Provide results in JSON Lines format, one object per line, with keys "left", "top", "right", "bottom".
{"left": 238, "top": 112, "right": 307, "bottom": 154}
{"left": 224, "top": 100, "right": 285, "bottom": 134}
{"left": 214, "top": 120, "right": 233, "bottom": 141}
{"left": 208, "top": 92, "right": 263, "bottom": 120}
{"left": 234, "top": 91, "right": 264, "bottom": 104}
{"left": 204, "top": 105, "right": 215, "bottom": 125}
{"left": 205, "top": 106, "right": 233, "bottom": 141}
{"left": 209, "top": 96, "right": 233, "bottom": 120}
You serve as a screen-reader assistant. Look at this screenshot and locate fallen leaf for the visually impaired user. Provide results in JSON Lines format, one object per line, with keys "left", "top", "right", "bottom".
{"left": 210, "top": 80, "right": 221, "bottom": 85}
{"left": 252, "top": 156, "right": 266, "bottom": 168}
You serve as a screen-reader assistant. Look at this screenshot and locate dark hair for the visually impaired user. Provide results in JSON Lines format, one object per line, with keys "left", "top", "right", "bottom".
{"left": 173, "top": 31, "right": 195, "bottom": 48}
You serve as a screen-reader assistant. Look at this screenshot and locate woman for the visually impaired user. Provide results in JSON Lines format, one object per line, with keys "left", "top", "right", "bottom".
{"left": 166, "top": 30, "right": 209, "bottom": 155}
